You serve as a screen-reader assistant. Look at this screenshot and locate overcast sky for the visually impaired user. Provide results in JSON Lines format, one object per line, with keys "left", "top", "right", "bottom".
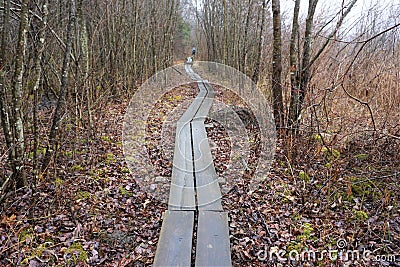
{"left": 281, "top": 0, "right": 397, "bottom": 15}
{"left": 280, "top": 0, "right": 399, "bottom": 37}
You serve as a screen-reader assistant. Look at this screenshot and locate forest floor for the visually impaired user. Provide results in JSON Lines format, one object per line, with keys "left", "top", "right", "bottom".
{"left": 1, "top": 84, "right": 400, "bottom": 266}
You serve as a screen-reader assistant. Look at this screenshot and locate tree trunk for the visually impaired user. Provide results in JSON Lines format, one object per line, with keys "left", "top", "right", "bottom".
{"left": 0, "top": 0, "right": 13, "bottom": 198}
{"left": 11, "top": 0, "right": 30, "bottom": 188}
{"left": 271, "top": 0, "right": 284, "bottom": 131}
{"left": 42, "top": 0, "right": 76, "bottom": 173}
{"left": 252, "top": 0, "right": 267, "bottom": 83}
{"left": 0, "top": 0, "right": 12, "bottom": 150}
{"left": 288, "top": 0, "right": 300, "bottom": 129}
{"left": 32, "top": 0, "right": 49, "bottom": 179}
{"left": 77, "top": 0, "right": 93, "bottom": 130}
{"left": 289, "top": 0, "right": 318, "bottom": 131}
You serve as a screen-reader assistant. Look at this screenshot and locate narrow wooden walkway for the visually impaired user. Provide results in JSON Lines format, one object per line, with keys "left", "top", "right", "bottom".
{"left": 153, "top": 64, "right": 232, "bottom": 266}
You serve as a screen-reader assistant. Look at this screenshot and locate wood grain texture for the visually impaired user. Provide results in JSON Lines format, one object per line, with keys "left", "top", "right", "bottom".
{"left": 153, "top": 211, "right": 195, "bottom": 267}
{"left": 195, "top": 211, "right": 232, "bottom": 267}
{"left": 191, "top": 120, "right": 223, "bottom": 210}
{"left": 157, "top": 64, "right": 232, "bottom": 266}
{"left": 168, "top": 123, "right": 195, "bottom": 210}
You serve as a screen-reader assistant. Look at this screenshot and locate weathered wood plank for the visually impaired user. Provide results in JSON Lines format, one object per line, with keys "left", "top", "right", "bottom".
{"left": 195, "top": 211, "right": 232, "bottom": 267}
{"left": 185, "top": 64, "right": 202, "bottom": 81}
{"left": 168, "top": 123, "right": 195, "bottom": 210}
{"left": 179, "top": 96, "right": 205, "bottom": 123}
{"left": 159, "top": 64, "right": 232, "bottom": 267}
{"left": 153, "top": 211, "right": 195, "bottom": 266}
{"left": 169, "top": 74, "right": 215, "bottom": 210}
{"left": 182, "top": 81, "right": 208, "bottom": 122}
{"left": 191, "top": 120, "right": 223, "bottom": 210}
{"left": 194, "top": 82, "right": 214, "bottom": 118}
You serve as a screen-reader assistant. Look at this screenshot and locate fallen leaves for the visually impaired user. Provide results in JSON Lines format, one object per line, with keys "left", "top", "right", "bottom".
{"left": 1, "top": 86, "right": 399, "bottom": 266}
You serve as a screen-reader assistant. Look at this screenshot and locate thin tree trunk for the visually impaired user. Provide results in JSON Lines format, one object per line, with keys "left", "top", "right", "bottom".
{"left": 241, "top": 0, "right": 252, "bottom": 73}
{"left": 77, "top": 0, "right": 93, "bottom": 130}
{"left": 42, "top": 0, "right": 76, "bottom": 173}
{"left": 289, "top": 0, "right": 318, "bottom": 131}
{"left": 271, "top": 0, "right": 284, "bottom": 131}
{"left": 288, "top": 0, "right": 300, "bottom": 129}
{"left": 32, "top": 0, "right": 48, "bottom": 180}
{"left": 11, "top": 0, "right": 30, "bottom": 188}
{"left": 0, "top": 0, "right": 12, "bottom": 150}
{"left": 252, "top": 0, "right": 267, "bottom": 83}
{"left": 0, "top": 0, "right": 13, "bottom": 198}
{"left": 222, "top": 0, "right": 227, "bottom": 64}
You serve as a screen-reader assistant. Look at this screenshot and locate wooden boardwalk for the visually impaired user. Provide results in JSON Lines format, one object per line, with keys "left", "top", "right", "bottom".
{"left": 153, "top": 64, "right": 232, "bottom": 266}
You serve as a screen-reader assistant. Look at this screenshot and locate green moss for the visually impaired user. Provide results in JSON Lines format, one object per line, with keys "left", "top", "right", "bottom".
{"left": 100, "top": 136, "right": 112, "bottom": 143}
{"left": 76, "top": 191, "right": 91, "bottom": 200}
{"left": 105, "top": 153, "right": 116, "bottom": 164}
{"left": 340, "top": 191, "right": 355, "bottom": 203}
{"left": 119, "top": 186, "right": 133, "bottom": 196}
{"left": 19, "top": 227, "right": 34, "bottom": 243}
{"left": 120, "top": 167, "right": 130, "bottom": 173}
{"left": 64, "top": 151, "right": 73, "bottom": 157}
{"left": 278, "top": 160, "right": 286, "bottom": 168}
{"left": 291, "top": 214, "right": 301, "bottom": 221}
{"left": 353, "top": 210, "right": 369, "bottom": 223}
{"left": 313, "top": 134, "right": 323, "bottom": 144}
{"left": 325, "top": 162, "right": 332, "bottom": 168}
{"left": 321, "top": 146, "right": 340, "bottom": 160}
{"left": 354, "top": 153, "right": 368, "bottom": 160}
{"left": 89, "top": 168, "right": 110, "bottom": 182}
{"left": 27, "top": 147, "right": 46, "bottom": 159}
{"left": 302, "top": 223, "right": 314, "bottom": 236}
{"left": 21, "top": 243, "right": 53, "bottom": 265}
{"left": 54, "top": 177, "right": 64, "bottom": 189}
{"left": 70, "top": 164, "right": 84, "bottom": 172}
{"left": 299, "top": 171, "right": 311, "bottom": 183}
{"left": 296, "top": 223, "right": 316, "bottom": 242}
{"left": 282, "top": 189, "right": 295, "bottom": 202}
{"left": 287, "top": 241, "right": 303, "bottom": 254}
{"left": 349, "top": 176, "right": 383, "bottom": 202}
{"left": 63, "top": 242, "right": 88, "bottom": 264}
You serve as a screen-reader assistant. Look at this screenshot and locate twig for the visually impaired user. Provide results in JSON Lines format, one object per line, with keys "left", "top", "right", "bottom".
{"left": 342, "top": 22, "right": 400, "bottom": 80}
{"left": 382, "top": 132, "right": 400, "bottom": 141}
{"left": 171, "top": 66, "right": 183, "bottom": 75}
{"left": 4, "top": 1, "right": 76, "bottom": 62}
{"left": 341, "top": 84, "right": 376, "bottom": 131}
{"left": 0, "top": 174, "right": 12, "bottom": 204}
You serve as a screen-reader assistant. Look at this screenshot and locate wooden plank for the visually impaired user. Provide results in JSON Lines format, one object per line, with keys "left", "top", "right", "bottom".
{"left": 168, "top": 79, "right": 211, "bottom": 210}
{"left": 195, "top": 211, "right": 232, "bottom": 267}
{"left": 168, "top": 123, "right": 195, "bottom": 210}
{"left": 153, "top": 211, "right": 194, "bottom": 266}
{"left": 178, "top": 81, "right": 207, "bottom": 124}
{"left": 179, "top": 96, "right": 204, "bottom": 123}
{"left": 194, "top": 82, "right": 214, "bottom": 118}
{"left": 191, "top": 120, "right": 223, "bottom": 211}
{"left": 185, "top": 64, "right": 202, "bottom": 81}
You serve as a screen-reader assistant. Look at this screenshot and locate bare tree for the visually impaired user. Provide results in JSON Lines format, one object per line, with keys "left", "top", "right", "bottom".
{"left": 288, "top": 0, "right": 358, "bottom": 131}
{"left": 32, "top": 0, "right": 49, "bottom": 179}
{"left": 271, "top": 0, "right": 284, "bottom": 131}
{"left": 0, "top": 0, "right": 12, "bottom": 196}
{"left": 42, "top": 0, "right": 76, "bottom": 173}
{"left": 198, "top": 0, "right": 269, "bottom": 79}
{"left": 252, "top": 0, "right": 267, "bottom": 83}
{"left": 0, "top": 0, "right": 12, "bottom": 152}
{"left": 288, "top": 0, "right": 318, "bottom": 131}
